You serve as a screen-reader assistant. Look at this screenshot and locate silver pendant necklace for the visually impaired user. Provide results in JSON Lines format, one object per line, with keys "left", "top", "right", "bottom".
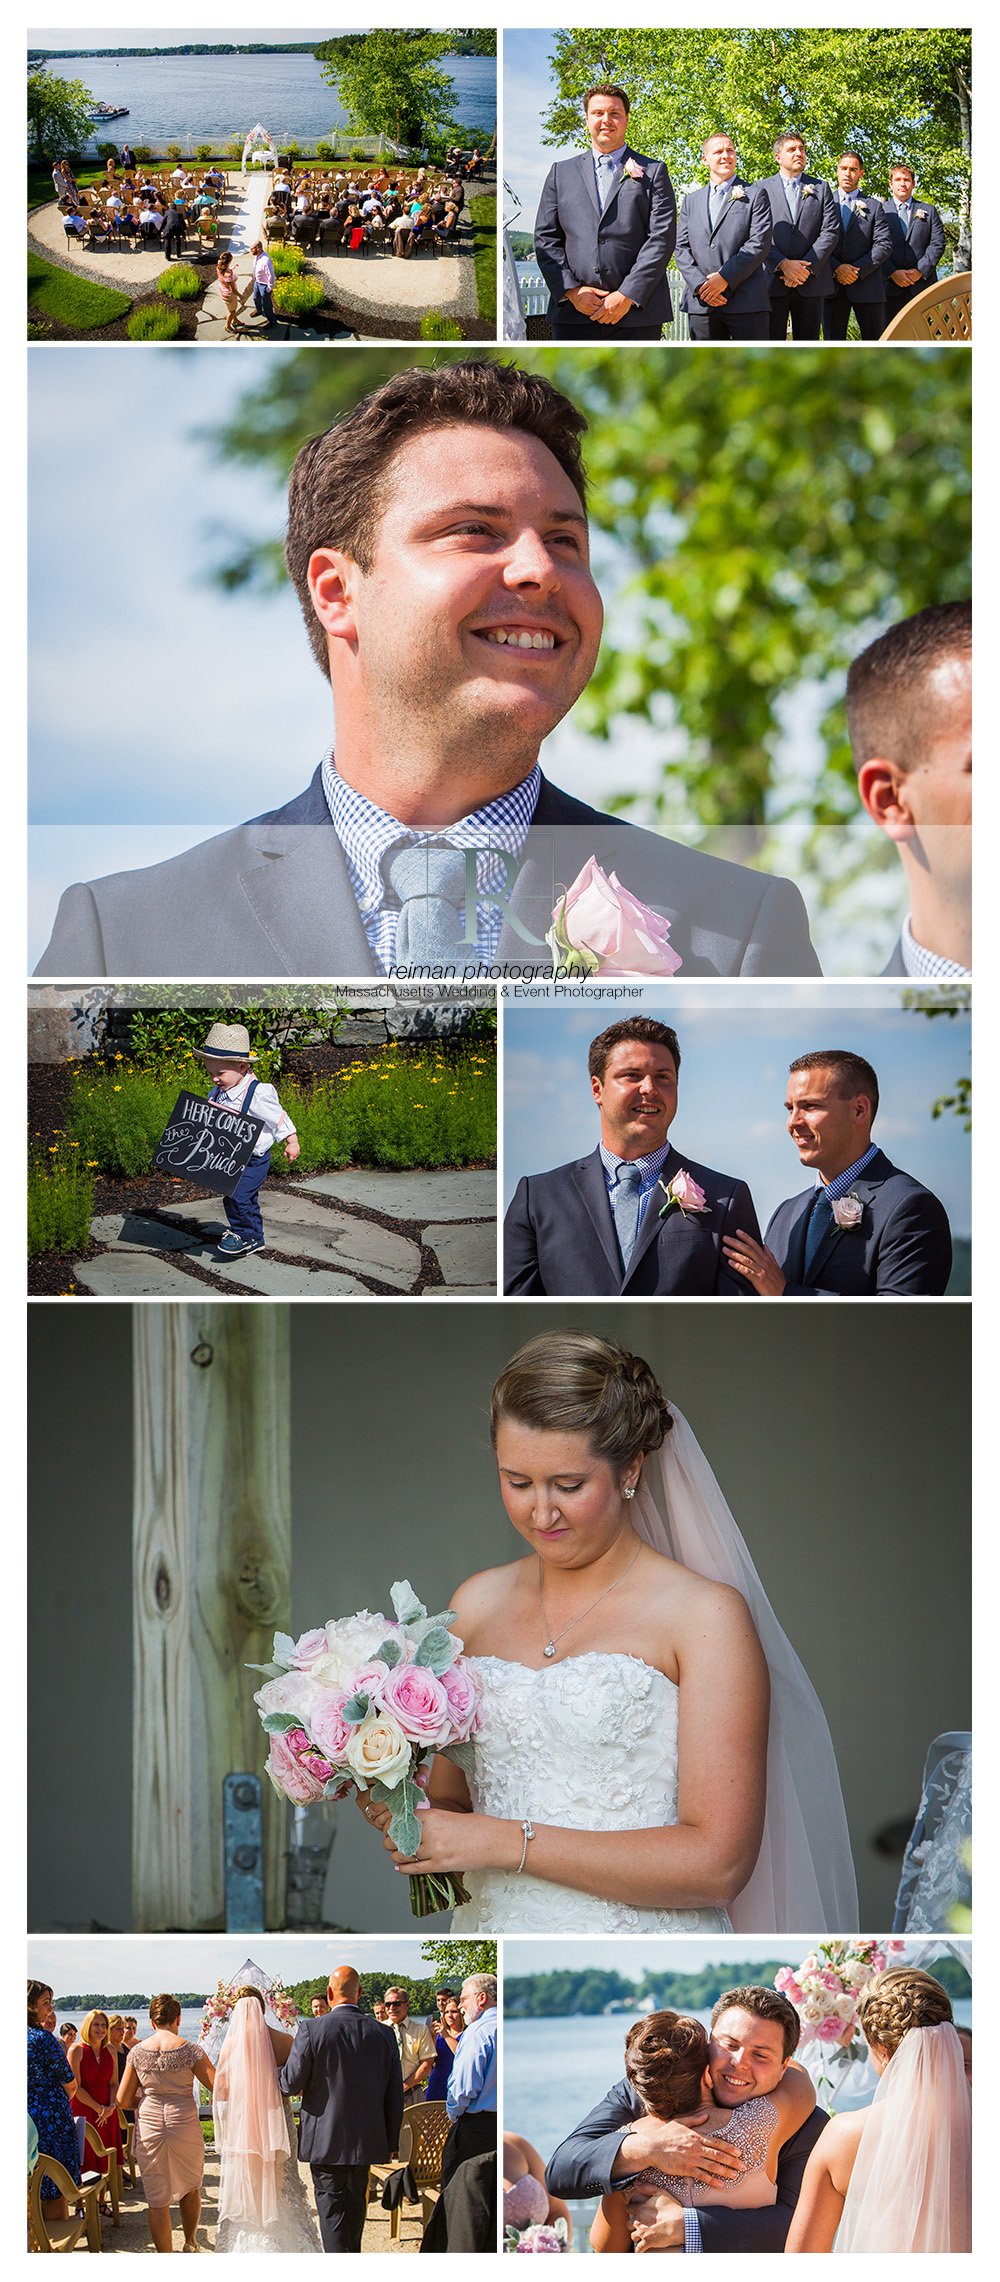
{"left": 537, "top": 1539, "right": 642, "bottom": 1660}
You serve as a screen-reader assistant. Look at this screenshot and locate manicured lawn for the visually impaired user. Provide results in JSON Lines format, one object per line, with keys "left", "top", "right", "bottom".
{"left": 469, "top": 194, "right": 497, "bottom": 324}
{"left": 27, "top": 250, "right": 131, "bottom": 329}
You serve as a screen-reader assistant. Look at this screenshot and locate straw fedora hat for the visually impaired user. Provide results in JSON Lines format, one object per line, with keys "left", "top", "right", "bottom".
{"left": 198, "top": 1022, "right": 257, "bottom": 1063}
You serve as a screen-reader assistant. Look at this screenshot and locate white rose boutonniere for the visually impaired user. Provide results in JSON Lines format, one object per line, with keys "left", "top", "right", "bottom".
{"left": 916, "top": 207, "right": 927, "bottom": 218}
{"left": 801, "top": 184, "right": 815, "bottom": 199}
{"left": 730, "top": 184, "right": 747, "bottom": 200}
{"left": 831, "top": 1193, "right": 864, "bottom": 1230}
{"left": 855, "top": 200, "right": 868, "bottom": 214}
{"left": 623, "top": 157, "right": 645, "bottom": 181}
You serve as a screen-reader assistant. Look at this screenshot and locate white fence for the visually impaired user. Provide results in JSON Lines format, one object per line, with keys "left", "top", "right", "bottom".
{"left": 516, "top": 260, "right": 692, "bottom": 342}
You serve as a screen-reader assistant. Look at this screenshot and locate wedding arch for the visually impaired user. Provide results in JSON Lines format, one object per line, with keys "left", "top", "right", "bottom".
{"left": 241, "top": 123, "right": 278, "bottom": 178}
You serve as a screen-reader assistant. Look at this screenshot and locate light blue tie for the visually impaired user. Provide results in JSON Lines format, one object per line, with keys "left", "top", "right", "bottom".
{"left": 803, "top": 1188, "right": 835, "bottom": 1278}
{"left": 709, "top": 183, "right": 727, "bottom": 228}
{"left": 386, "top": 842, "right": 468, "bottom": 961}
{"left": 785, "top": 175, "right": 801, "bottom": 220}
{"left": 597, "top": 156, "right": 615, "bottom": 210}
{"left": 611, "top": 1162, "right": 645, "bottom": 1272}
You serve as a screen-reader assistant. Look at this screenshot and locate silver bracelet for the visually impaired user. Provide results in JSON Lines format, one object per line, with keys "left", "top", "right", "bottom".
{"left": 516, "top": 1818, "right": 535, "bottom": 1874}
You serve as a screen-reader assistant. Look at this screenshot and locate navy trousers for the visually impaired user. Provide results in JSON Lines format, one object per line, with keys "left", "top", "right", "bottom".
{"left": 309, "top": 2162, "right": 370, "bottom": 2252}
{"left": 222, "top": 1150, "right": 271, "bottom": 1245}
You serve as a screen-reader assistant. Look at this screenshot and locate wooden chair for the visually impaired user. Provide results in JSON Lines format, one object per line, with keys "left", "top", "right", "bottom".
{"left": 881, "top": 270, "right": 971, "bottom": 343}
{"left": 27, "top": 2155, "right": 102, "bottom": 2252}
{"left": 118, "top": 2116, "right": 137, "bottom": 2190}
{"left": 82, "top": 2124, "right": 121, "bottom": 2227}
{"left": 399, "top": 2101, "right": 450, "bottom": 2235}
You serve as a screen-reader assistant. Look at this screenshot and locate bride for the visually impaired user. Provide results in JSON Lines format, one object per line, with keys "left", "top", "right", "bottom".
{"left": 785, "top": 1968, "right": 971, "bottom": 2252}
{"left": 213, "top": 1989, "right": 320, "bottom": 2254}
{"left": 363, "top": 1330, "right": 858, "bottom": 1934}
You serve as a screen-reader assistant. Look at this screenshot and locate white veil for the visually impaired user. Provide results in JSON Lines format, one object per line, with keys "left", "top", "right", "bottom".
{"left": 835, "top": 2022, "right": 971, "bottom": 2252}
{"left": 213, "top": 1996, "right": 291, "bottom": 2234}
{"left": 633, "top": 1406, "right": 859, "bottom": 1933}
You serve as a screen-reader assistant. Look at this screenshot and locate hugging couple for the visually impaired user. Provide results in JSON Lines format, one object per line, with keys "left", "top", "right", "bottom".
{"left": 545, "top": 1971, "right": 970, "bottom": 2253}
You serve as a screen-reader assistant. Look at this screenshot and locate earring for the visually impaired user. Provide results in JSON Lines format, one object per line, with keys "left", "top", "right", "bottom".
{"left": 623, "top": 1485, "right": 635, "bottom": 1501}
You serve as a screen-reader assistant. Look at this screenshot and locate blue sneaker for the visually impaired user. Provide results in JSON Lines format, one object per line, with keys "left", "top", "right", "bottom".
{"left": 216, "top": 1232, "right": 263, "bottom": 1258}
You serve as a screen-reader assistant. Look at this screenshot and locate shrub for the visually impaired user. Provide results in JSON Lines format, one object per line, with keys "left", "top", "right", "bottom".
{"left": 126, "top": 303, "right": 182, "bottom": 339}
{"left": 96, "top": 140, "right": 119, "bottom": 161}
{"left": 420, "top": 309, "right": 463, "bottom": 340}
{"left": 273, "top": 273, "right": 325, "bottom": 318}
{"left": 166, "top": 142, "right": 182, "bottom": 161}
{"left": 285, "top": 140, "right": 301, "bottom": 162}
{"left": 271, "top": 1046, "right": 497, "bottom": 1174}
{"left": 314, "top": 140, "right": 333, "bottom": 161}
{"left": 269, "top": 243, "right": 305, "bottom": 276}
{"left": 67, "top": 1065, "right": 197, "bottom": 1176}
{"left": 110, "top": 1001, "right": 337, "bottom": 1074}
{"left": 227, "top": 136, "right": 243, "bottom": 159}
{"left": 157, "top": 263, "right": 202, "bottom": 300}
{"left": 195, "top": 143, "right": 213, "bottom": 161}
{"left": 133, "top": 145, "right": 151, "bottom": 163}
{"left": 28, "top": 1145, "right": 95, "bottom": 1259}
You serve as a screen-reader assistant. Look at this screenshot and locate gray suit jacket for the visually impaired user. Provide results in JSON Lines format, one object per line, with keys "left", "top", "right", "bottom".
{"left": 35, "top": 769, "right": 822, "bottom": 979}
{"left": 504, "top": 1142, "right": 761, "bottom": 1295}
{"left": 675, "top": 180, "right": 772, "bottom": 313}
{"left": 534, "top": 147, "right": 676, "bottom": 326}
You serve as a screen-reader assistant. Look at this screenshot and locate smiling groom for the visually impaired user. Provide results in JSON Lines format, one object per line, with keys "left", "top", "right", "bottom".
{"left": 37, "top": 362, "right": 819, "bottom": 980}
{"left": 504, "top": 1016, "right": 761, "bottom": 1295}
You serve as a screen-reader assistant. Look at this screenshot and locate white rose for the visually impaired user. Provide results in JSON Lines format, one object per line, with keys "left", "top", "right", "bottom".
{"left": 254, "top": 1671, "right": 321, "bottom": 1722}
{"left": 316, "top": 1613, "right": 399, "bottom": 1688}
{"left": 345, "top": 1711, "right": 412, "bottom": 1791}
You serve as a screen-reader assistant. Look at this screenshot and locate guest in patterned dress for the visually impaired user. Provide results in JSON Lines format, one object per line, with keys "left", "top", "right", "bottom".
{"left": 116, "top": 1995, "right": 216, "bottom": 2253}
{"left": 27, "top": 1980, "right": 81, "bottom": 2220}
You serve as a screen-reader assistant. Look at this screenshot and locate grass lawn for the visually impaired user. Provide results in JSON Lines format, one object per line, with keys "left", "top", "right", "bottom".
{"left": 468, "top": 193, "right": 497, "bottom": 324}
{"left": 27, "top": 250, "right": 131, "bottom": 329}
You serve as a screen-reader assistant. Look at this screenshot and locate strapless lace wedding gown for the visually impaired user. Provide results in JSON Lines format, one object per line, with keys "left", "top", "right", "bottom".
{"left": 450, "top": 1652, "right": 732, "bottom": 1934}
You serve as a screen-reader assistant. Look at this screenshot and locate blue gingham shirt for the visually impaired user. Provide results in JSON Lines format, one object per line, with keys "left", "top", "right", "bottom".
{"left": 815, "top": 1140, "right": 880, "bottom": 1201}
{"left": 899, "top": 915, "right": 970, "bottom": 983}
{"left": 599, "top": 1140, "right": 674, "bottom": 1236}
{"left": 321, "top": 753, "right": 540, "bottom": 970}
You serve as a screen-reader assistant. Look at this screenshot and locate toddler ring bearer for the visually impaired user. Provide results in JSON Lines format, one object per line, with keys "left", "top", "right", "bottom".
{"left": 196, "top": 1021, "right": 300, "bottom": 1258}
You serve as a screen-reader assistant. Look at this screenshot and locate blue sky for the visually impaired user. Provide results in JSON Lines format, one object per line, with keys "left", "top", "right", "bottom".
{"left": 502, "top": 986, "right": 971, "bottom": 1233}
{"left": 504, "top": 28, "right": 578, "bottom": 227}
{"left": 29, "top": 1932, "right": 438, "bottom": 1996}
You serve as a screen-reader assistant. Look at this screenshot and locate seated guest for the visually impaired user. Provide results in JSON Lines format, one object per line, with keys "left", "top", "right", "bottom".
{"left": 60, "top": 200, "right": 88, "bottom": 239}
{"left": 434, "top": 202, "right": 460, "bottom": 246}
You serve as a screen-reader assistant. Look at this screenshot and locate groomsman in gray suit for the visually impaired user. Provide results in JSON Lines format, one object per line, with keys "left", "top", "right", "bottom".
{"left": 723, "top": 1050, "right": 953, "bottom": 1295}
{"left": 847, "top": 602, "right": 971, "bottom": 980}
{"left": 534, "top": 83, "right": 676, "bottom": 340}
{"left": 880, "top": 163, "right": 947, "bottom": 323}
{"left": 823, "top": 152, "right": 893, "bottom": 339}
{"left": 504, "top": 1016, "right": 760, "bottom": 1296}
{"left": 756, "top": 130, "right": 839, "bottom": 339}
{"left": 675, "top": 132, "right": 772, "bottom": 340}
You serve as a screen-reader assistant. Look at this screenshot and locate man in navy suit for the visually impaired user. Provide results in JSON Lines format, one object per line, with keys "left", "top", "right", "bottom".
{"left": 723, "top": 1049, "right": 953, "bottom": 1295}
{"left": 279, "top": 1963, "right": 404, "bottom": 2251}
{"left": 881, "top": 163, "right": 947, "bottom": 324}
{"left": 504, "top": 1015, "right": 759, "bottom": 1295}
{"left": 756, "top": 130, "right": 839, "bottom": 340}
{"left": 675, "top": 132, "right": 772, "bottom": 340}
{"left": 823, "top": 152, "right": 893, "bottom": 340}
{"left": 36, "top": 360, "right": 820, "bottom": 981}
{"left": 847, "top": 602, "right": 971, "bottom": 980}
{"left": 533, "top": 83, "right": 676, "bottom": 340}
{"left": 546, "top": 1986, "right": 827, "bottom": 2253}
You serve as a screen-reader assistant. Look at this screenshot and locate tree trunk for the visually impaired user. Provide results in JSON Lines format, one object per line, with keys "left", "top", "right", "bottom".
{"left": 954, "top": 63, "right": 972, "bottom": 267}
{"left": 132, "top": 1308, "right": 291, "bottom": 1930}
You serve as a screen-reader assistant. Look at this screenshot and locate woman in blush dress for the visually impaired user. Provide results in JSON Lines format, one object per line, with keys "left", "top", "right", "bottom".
{"left": 116, "top": 1995, "right": 215, "bottom": 2253}
{"left": 360, "top": 1332, "right": 857, "bottom": 1938}
{"left": 786, "top": 1969, "right": 971, "bottom": 2253}
{"left": 504, "top": 2133, "right": 573, "bottom": 2245}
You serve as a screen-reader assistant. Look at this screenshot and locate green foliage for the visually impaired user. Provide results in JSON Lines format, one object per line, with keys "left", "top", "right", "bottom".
{"left": 285, "top": 140, "right": 301, "bottom": 162}
{"left": 126, "top": 303, "right": 182, "bottom": 340}
{"left": 114, "top": 1000, "right": 339, "bottom": 1074}
{"left": 317, "top": 29, "right": 457, "bottom": 146}
{"left": 469, "top": 192, "right": 497, "bottom": 321}
{"left": 314, "top": 140, "right": 334, "bottom": 161}
{"left": 96, "top": 140, "right": 119, "bottom": 162}
{"left": 133, "top": 146, "right": 151, "bottom": 163}
{"left": 27, "top": 69, "right": 96, "bottom": 161}
{"left": 507, "top": 230, "right": 534, "bottom": 260}
{"left": 27, "top": 251, "right": 131, "bottom": 332}
{"left": 506, "top": 1952, "right": 972, "bottom": 2016}
{"left": 157, "top": 263, "right": 202, "bottom": 301}
{"left": 269, "top": 243, "right": 306, "bottom": 276}
{"left": 28, "top": 1142, "right": 95, "bottom": 1259}
{"left": 420, "top": 309, "right": 464, "bottom": 340}
{"left": 420, "top": 1939, "right": 497, "bottom": 1985}
{"left": 273, "top": 274, "right": 325, "bottom": 318}
{"left": 67, "top": 1066, "right": 193, "bottom": 1176}
{"left": 227, "top": 137, "right": 243, "bottom": 160}
{"left": 903, "top": 987, "right": 971, "bottom": 1130}
{"left": 542, "top": 26, "right": 972, "bottom": 246}
{"left": 272, "top": 1045, "right": 496, "bottom": 1173}
{"left": 195, "top": 144, "right": 213, "bottom": 161}
{"left": 166, "top": 142, "right": 182, "bottom": 161}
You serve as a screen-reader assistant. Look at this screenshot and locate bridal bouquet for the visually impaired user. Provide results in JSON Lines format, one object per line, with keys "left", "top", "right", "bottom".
{"left": 776, "top": 1938, "right": 907, "bottom": 2097}
{"left": 505, "top": 2218, "right": 569, "bottom": 2253}
{"left": 250, "top": 1579, "right": 482, "bottom": 1918}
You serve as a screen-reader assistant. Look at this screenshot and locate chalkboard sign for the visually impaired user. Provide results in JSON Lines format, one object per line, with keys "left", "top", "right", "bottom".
{"left": 153, "top": 1092, "right": 267, "bottom": 1194}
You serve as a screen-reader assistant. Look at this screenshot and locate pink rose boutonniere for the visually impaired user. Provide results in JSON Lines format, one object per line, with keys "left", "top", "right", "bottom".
{"left": 831, "top": 1192, "right": 864, "bottom": 1230}
{"left": 547, "top": 858, "right": 683, "bottom": 978}
{"left": 658, "top": 1168, "right": 708, "bottom": 1220}
{"left": 623, "top": 157, "right": 645, "bottom": 181}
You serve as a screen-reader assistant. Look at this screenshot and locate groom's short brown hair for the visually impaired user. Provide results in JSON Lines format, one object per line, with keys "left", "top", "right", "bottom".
{"left": 712, "top": 1986, "right": 801, "bottom": 2059}
{"left": 588, "top": 1017, "right": 681, "bottom": 1083}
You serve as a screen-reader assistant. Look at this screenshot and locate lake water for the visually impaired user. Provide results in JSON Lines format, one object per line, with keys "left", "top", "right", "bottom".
{"left": 504, "top": 2006, "right": 972, "bottom": 2253}
{"left": 43, "top": 50, "right": 497, "bottom": 154}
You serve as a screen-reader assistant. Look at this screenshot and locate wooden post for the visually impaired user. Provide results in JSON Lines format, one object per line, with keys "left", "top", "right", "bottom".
{"left": 132, "top": 1307, "right": 291, "bottom": 1930}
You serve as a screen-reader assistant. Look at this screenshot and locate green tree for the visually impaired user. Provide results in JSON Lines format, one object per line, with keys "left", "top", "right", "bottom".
{"left": 27, "top": 68, "right": 95, "bottom": 162}
{"left": 317, "top": 30, "right": 456, "bottom": 147}
{"left": 904, "top": 987, "right": 972, "bottom": 1130}
{"left": 204, "top": 346, "right": 969, "bottom": 853}
{"left": 542, "top": 27, "right": 971, "bottom": 254}
{"left": 420, "top": 1938, "right": 497, "bottom": 1985}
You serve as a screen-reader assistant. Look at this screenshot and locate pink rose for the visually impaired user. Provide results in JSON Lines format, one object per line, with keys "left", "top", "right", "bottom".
{"left": 820, "top": 1970, "right": 842, "bottom": 1993}
{"left": 350, "top": 1661, "right": 392, "bottom": 1707}
{"left": 440, "top": 1659, "right": 481, "bottom": 1740}
{"left": 775, "top": 1969, "right": 802, "bottom": 2002}
{"left": 515, "top": 2224, "right": 566, "bottom": 2251}
{"left": 666, "top": 1169, "right": 707, "bottom": 1214}
{"left": 816, "top": 2016, "right": 843, "bottom": 2041}
{"left": 831, "top": 1193, "right": 863, "bottom": 1229}
{"left": 381, "top": 1661, "right": 452, "bottom": 1747}
{"left": 266, "top": 1730, "right": 325, "bottom": 1804}
{"left": 289, "top": 1628, "right": 328, "bottom": 1670}
{"left": 549, "top": 858, "right": 683, "bottom": 978}
{"left": 309, "top": 1691, "right": 354, "bottom": 1763}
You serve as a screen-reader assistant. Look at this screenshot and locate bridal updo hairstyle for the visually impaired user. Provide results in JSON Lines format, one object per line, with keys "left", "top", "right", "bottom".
{"left": 624, "top": 2011, "right": 709, "bottom": 2120}
{"left": 232, "top": 1986, "right": 266, "bottom": 2012}
{"left": 857, "top": 1968, "right": 953, "bottom": 2058}
{"left": 490, "top": 1331, "right": 672, "bottom": 1475}
{"left": 149, "top": 1994, "right": 182, "bottom": 2028}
